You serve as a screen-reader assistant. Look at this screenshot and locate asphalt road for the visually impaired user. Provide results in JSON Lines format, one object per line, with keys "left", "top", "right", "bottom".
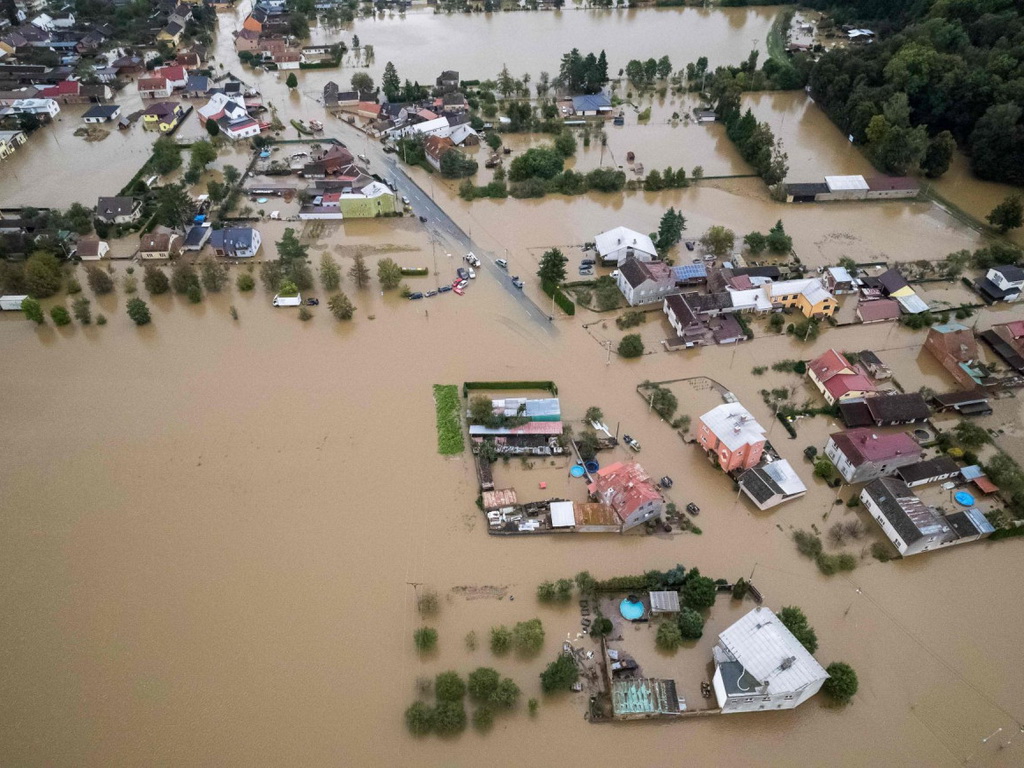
{"left": 335, "top": 122, "right": 557, "bottom": 332}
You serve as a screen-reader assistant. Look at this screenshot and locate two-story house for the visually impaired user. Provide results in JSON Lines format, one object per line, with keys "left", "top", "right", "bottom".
{"left": 95, "top": 196, "right": 142, "bottom": 225}
{"left": 975, "top": 265, "right": 1024, "bottom": 303}
{"left": 209, "top": 227, "right": 262, "bottom": 259}
{"left": 823, "top": 428, "right": 923, "bottom": 484}
{"left": 697, "top": 403, "right": 767, "bottom": 472}
{"left": 587, "top": 461, "right": 663, "bottom": 532}
{"left": 142, "top": 102, "right": 186, "bottom": 132}
{"left": 616, "top": 257, "right": 675, "bottom": 306}
{"left": 806, "top": 349, "right": 876, "bottom": 405}
{"left": 764, "top": 278, "right": 837, "bottom": 318}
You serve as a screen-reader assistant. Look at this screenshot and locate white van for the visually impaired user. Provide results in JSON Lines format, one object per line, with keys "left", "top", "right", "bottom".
{"left": 495, "top": 258, "right": 508, "bottom": 269}
{"left": 272, "top": 294, "right": 302, "bottom": 307}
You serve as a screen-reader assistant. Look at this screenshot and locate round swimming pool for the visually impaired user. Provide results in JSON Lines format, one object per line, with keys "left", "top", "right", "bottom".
{"left": 619, "top": 598, "right": 645, "bottom": 621}
{"left": 570, "top": 465, "right": 586, "bottom": 478}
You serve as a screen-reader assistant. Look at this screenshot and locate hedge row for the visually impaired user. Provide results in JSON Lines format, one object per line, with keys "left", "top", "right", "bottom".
{"left": 401, "top": 267, "right": 429, "bottom": 276}
{"left": 990, "top": 525, "right": 1024, "bottom": 541}
{"left": 463, "top": 381, "right": 558, "bottom": 397}
{"left": 541, "top": 281, "right": 575, "bottom": 316}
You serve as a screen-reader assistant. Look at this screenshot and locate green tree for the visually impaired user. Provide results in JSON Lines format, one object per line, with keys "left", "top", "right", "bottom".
{"left": 537, "top": 248, "right": 567, "bottom": 286}
{"left": 190, "top": 140, "right": 217, "bottom": 170}
{"left": 778, "top": 606, "right": 818, "bottom": 653}
{"left": 540, "top": 654, "right": 578, "bottom": 693}
{"left": 155, "top": 184, "right": 195, "bottom": 229}
{"left": 681, "top": 572, "right": 716, "bottom": 609}
{"left": 491, "top": 678, "right": 520, "bottom": 709}
{"left": 404, "top": 701, "right": 434, "bottom": 736}
{"left": 468, "top": 667, "right": 501, "bottom": 702}
{"left": 439, "top": 149, "right": 478, "bottom": 179}
{"left": 692, "top": 165, "right": 704, "bottom": 180}
{"left": 576, "top": 431, "right": 600, "bottom": 462}
{"left": 744, "top": 231, "right": 767, "bottom": 254}
{"left": 472, "top": 706, "right": 494, "bottom": 733}
{"left": 22, "top": 297, "right": 44, "bottom": 324}
{"left": 382, "top": 61, "right": 401, "bottom": 101}
{"left": 348, "top": 254, "right": 371, "bottom": 288}
{"left": 72, "top": 296, "right": 92, "bottom": 324}
{"left": 65, "top": 202, "right": 94, "bottom": 235}
{"left": 350, "top": 72, "right": 374, "bottom": 93}
{"left": 326, "top": 292, "right": 354, "bottom": 320}
{"left": 508, "top": 147, "right": 564, "bottom": 182}
{"left": 584, "top": 407, "right": 603, "bottom": 424}
{"left": 656, "top": 621, "right": 683, "bottom": 651}
{"left": 486, "top": 132, "right": 502, "bottom": 151}
{"left": 987, "top": 195, "right": 1023, "bottom": 234}
{"left": 921, "top": 130, "right": 955, "bottom": 178}
{"left": 23, "top": 252, "right": 62, "bottom": 298}
{"left": 813, "top": 458, "right": 835, "bottom": 479}
{"left": 700, "top": 225, "right": 735, "bottom": 257}
{"left": 377, "top": 258, "right": 403, "bottom": 290}
{"left": 766, "top": 220, "right": 793, "bottom": 254}
{"left": 206, "top": 118, "right": 220, "bottom": 138}
{"left": 618, "top": 334, "right": 644, "bottom": 358}
{"left": 656, "top": 55, "right": 672, "bottom": 79}
{"left": 656, "top": 207, "right": 687, "bottom": 250}
{"left": 285, "top": 72, "right": 298, "bottom": 89}
{"left": 677, "top": 607, "right": 704, "bottom": 639}
{"left": 589, "top": 615, "right": 613, "bottom": 638}
{"left": 150, "top": 136, "right": 182, "bottom": 175}
{"left": 553, "top": 131, "right": 577, "bottom": 158}
{"left": 823, "top": 662, "right": 858, "bottom": 703}
{"left": 237, "top": 272, "right": 255, "bottom": 292}
{"left": 144, "top": 265, "right": 170, "bottom": 295}
{"left": 187, "top": 284, "right": 202, "bottom": 304}
{"left": 433, "top": 701, "right": 466, "bottom": 736}
{"left": 49, "top": 305, "right": 71, "bottom": 326}
{"left": 171, "top": 263, "right": 199, "bottom": 295}
{"left": 435, "top": 671, "right": 466, "bottom": 702}
{"left": 490, "top": 625, "right": 513, "bottom": 655}
{"left": 126, "top": 297, "right": 151, "bottom": 326}
{"left": 86, "top": 265, "right": 114, "bottom": 295}
{"left": 319, "top": 254, "right": 341, "bottom": 290}
{"left": 200, "top": 259, "right": 228, "bottom": 292}
{"left": 953, "top": 420, "right": 990, "bottom": 448}
{"left": 512, "top": 619, "right": 545, "bottom": 656}
{"left": 413, "top": 627, "right": 438, "bottom": 652}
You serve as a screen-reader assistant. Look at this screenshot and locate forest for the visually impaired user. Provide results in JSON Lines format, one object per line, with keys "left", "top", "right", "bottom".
{"left": 805, "top": 0, "right": 1024, "bottom": 184}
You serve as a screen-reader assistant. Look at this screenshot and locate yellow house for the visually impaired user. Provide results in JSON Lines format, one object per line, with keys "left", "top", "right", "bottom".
{"left": 157, "top": 22, "right": 184, "bottom": 48}
{"left": 765, "top": 278, "right": 837, "bottom": 318}
{"left": 142, "top": 102, "right": 186, "bottom": 133}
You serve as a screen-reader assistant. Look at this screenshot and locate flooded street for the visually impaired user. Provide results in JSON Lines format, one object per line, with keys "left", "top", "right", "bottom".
{"left": 3, "top": 5, "right": 1024, "bottom": 767}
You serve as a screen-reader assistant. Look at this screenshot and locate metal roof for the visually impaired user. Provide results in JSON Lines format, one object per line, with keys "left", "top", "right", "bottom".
{"left": 649, "top": 590, "right": 680, "bottom": 613}
{"left": 700, "top": 403, "right": 767, "bottom": 452}
{"left": 825, "top": 175, "right": 869, "bottom": 191}
{"left": 718, "top": 607, "right": 828, "bottom": 695}
{"left": 549, "top": 501, "right": 575, "bottom": 528}
{"left": 594, "top": 226, "right": 657, "bottom": 258}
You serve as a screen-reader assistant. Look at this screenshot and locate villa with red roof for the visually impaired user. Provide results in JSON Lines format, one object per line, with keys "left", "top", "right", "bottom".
{"left": 824, "top": 428, "right": 923, "bottom": 483}
{"left": 807, "top": 349, "right": 877, "bottom": 405}
{"left": 587, "top": 461, "right": 663, "bottom": 531}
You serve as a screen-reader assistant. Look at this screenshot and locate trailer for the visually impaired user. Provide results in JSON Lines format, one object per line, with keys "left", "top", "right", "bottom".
{"left": 0, "top": 295, "right": 28, "bottom": 311}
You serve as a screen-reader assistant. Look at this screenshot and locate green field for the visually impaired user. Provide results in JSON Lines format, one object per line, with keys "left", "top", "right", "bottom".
{"left": 433, "top": 385, "right": 464, "bottom": 455}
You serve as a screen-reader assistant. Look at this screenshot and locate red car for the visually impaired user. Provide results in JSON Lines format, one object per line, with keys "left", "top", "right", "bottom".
{"left": 453, "top": 285, "right": 465, "bottom": 295}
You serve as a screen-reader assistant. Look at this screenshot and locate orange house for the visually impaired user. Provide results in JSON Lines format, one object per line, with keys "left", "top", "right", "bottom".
{"left": 697, "top": 403, "right": 767, "bottom": 473}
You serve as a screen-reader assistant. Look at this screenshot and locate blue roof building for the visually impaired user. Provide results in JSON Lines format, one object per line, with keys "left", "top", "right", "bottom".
{"left": 571, "top": 94, "right": 612, "bottom": 115}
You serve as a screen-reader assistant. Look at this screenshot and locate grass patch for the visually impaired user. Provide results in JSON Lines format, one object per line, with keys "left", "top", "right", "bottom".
{"left": 433, "top": 385, "right": 464, "bottom": 455}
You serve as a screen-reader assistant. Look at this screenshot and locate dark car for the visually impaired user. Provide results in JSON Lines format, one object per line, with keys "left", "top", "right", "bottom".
{"left": 581, "top": 258, "right": 595, "bottom": 266}
{"left": 685, "top": 241, "right": 695, "bottom": 251}
{"left": 686, "top": 502, "right": 700, "bottom": 516}
{"left": 457, "top": 267, "right": 470, "bottom": 280}
{"left": 408, "top": 292, "right": 424, "bottom": 300}
{"left": 418, "top": 215, "right": 427, "bottom": 222}
{"left": 438, "top": 285, "right": 452, "bottom": 293}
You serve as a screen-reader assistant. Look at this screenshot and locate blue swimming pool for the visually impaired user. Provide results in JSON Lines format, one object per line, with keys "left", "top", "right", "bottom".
{"left": 955, "top": 491, "right": 975, "bottom": 506}
{"left": 619, "top": 598, "right": 645, "bottom": 621}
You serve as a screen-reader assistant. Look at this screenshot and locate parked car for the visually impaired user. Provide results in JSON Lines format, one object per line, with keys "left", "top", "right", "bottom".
{"left": 495, "top": 258, "right": 508, "bottom": 269}
{"left": 358, "top": 154, "right": 370, "bottom": 164}
{"left": 408, "top": 292, "right": 424, "bottom": 300}
{"left": 685, "top": 241, "right": 695, "bottom": 251}
{"left": 453, "top": 285, "right": 465, "bottom": 295}
{"left": 402, "top": 196, "right": 410, "bottom": 205}
{"left": 468, "top": 268, "right": 476, "bottom": 279}
{"left": 457, "top": 267, "right": 470, "bottom": 280}
{"left": 611, "top": 270, "right": 620, "bottom": 278}
{"left": 305, "top": 298, "right": 319, "bottom": 306}
{"left": 425, "top": 290, "right": 437, "bottom": 297}
{"left": 579, "top": 267, "right": 593, "bottom": 276}
{"left": 623, "top": 434, "right": 641, "bottom": 452}
{"left": 511, "top": 276, "right": 524, "bottom": 289}
{"left": 581, "top": 258, "right": 595, "bottom": 266}
{"left": 438, "top": 285, "right": 452, "bottom": 293}
{"left": 686, "top": 502, "right": 700, "bottom": 516}
{"left": 463, "top": 252, "right": 480, "bottom": 266}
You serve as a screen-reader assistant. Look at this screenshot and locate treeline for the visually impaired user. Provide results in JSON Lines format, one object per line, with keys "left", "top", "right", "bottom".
{"left": 808, "top": 0, "right": 1024, "bottom": 183}
{"left": 716, "top": 96, "right": 789, "bottom": 186}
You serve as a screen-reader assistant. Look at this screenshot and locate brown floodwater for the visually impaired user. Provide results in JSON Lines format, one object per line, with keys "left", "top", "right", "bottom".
{"left": 2, "top": 253, "right": 1024, "bottom": 767}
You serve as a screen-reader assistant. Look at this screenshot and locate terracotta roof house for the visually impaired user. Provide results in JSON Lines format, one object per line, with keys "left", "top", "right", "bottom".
{"left": 301, "top": 144, "right": 356, "bottom": 178}
{"left": 139, "top": 230, "right": 183, "bottom": 259}
{"left": 924, "top": 323, "right": 991, "bottom": 390}
{"left": 824, "top": 428, "right": 923, "bottom": 484}
{"left": 75, "top": 236, "right": 109, "bottom": 260}
{"left": 856, "top": 297, "right": 901, "bottom": 324}
{"left": 423, "top": 135, "right": 455, "bottom": 171}
{"left": 697, "top": 403, "right": 767, "bottom": 473}
{"left": 138, "top": 76, "right": 172, "bottom": 98}
{"left": 615, "top": 257, "right": 675, "bottom": 306}
{"left": 807, "top": 349, "right": 876, "bottom": 405}
{"left": 587, "top": 461, "right": 663, "bottom": 531}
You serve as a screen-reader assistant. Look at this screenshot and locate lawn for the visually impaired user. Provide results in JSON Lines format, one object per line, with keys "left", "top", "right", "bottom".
{"left": 433, "top": 384, "right": 464, "bottom": 455}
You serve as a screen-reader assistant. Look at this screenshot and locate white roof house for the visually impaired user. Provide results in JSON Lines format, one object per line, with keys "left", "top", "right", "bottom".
{"left": 699, "top": 403, "right": 767, "bottom": 452}
{"left": 765, "top": 278, "right": 833, "bottom": 306}
{"left": 738, "top": 459, "right": 808, "bottom": 510}
{"left": 594, "top": 226, "right": 658, "bottom": 265}
{"left": 728, "top": 288, "right": 773, "bottom": 313}
{"left": 549, "top": 501, "right": 575, "bottom": 528}
{"left": 824, "top": 175, "right": 869, "bottom": 192}
{"left": 713, "top": 606, "right": 829, "bottom": 713}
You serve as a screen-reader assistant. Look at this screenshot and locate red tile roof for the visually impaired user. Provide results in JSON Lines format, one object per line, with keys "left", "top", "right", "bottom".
{"left": 155, "top": 65, "right": 187, "bottom": 83}
{"left": 138, "top": 76, "right": 170, "bottom": 91}
{"left": 829, "top": 428, "right": 920, "bottom": 465}
{"left": 36, "top": 80, "right": 80, "bottom": 97}
{"left": 809, "top": 349, "right": 853, "bottom": 382}
{"left": 857, "top": 298, "right": 901, "bottom": 322}
{"left": 825, "top": 372, "right": 876, "bottom": 400}
{"left": 587, "top": 461, "right": 661, "bottom": 523}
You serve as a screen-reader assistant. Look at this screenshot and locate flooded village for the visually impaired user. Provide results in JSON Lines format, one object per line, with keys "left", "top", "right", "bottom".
{"left": 3, "top": 1, "right": 1024, "bottom": 767}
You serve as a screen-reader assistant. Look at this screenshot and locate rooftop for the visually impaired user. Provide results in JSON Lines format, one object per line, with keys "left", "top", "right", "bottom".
{"left": 829, "top": 428, "right": 921, "bottom": 465}
{"left": 700, "top": 403, "right": 767, "bottom": 451}
{"left": 862, "top": 477, "right": 953, "bottom": 544}
{"left": 594, "top": 226, "right": 656, "bottom": 258}
{"left": 718, "top": 607, "right": 828, "bottom": 695}
{"left": 864, "top": 392, "right": 931, "bottom": 423}
{"left": 896, "top": 456, "right": 961, "bottom": 485}
{"left": 587, "top": 461, "right": 661, "bottom": 523}
{"left": 825, "top": 174, "right": 869, "bottom": 191}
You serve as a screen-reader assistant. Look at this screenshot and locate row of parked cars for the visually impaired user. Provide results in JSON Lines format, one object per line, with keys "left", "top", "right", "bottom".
{"left": 408, "top": 253, "right": 480, "bottom": 300}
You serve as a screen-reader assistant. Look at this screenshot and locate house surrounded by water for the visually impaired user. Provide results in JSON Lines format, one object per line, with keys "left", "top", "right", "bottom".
{"left": 697, "top": 403, "right": 767, "bottom": 472}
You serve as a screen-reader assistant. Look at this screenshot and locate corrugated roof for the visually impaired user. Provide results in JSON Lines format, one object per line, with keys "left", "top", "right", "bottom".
{"left": 594, "top": 226, "right": 656, "bottom": 259}
{"left": 649, "top": 591, "right": 680, "bottom": 613}
{"left": 549, "top": 501, "right": 575, "bottom": 528}
{"left": 700, "top": 403, "right": 767, "bottom": 452}
{"left": 718, "top": 607, "right": 828, "bottom": 695}
{"left": 825, "top": 175, "right": 869, "bottom": 191}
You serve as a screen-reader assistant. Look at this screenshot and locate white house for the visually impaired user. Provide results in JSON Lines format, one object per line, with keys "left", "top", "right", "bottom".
{"left": 390, "top": 115, "right": 451, "bottom": 140}
{"left": 860, "top": 477, "right": 993, "bottom": 556}
{"left": 713, "top": 606, "right": 829, "bottom": 713}
{"left": 199, "top": 92, "right": 260, "bottom": 140}
{"left": 210, "top": 227, "right": 261, "bottom": 259}
{"left": 616, "top": 257, "right": 676, "bottom": 307}
{"left": 976, "top": 265, "right": 1024, "bottom": 303}
{"left": 594, "top": 226, "right": 657, "bottom": 266}
{"left": 7, "top": 98, "right": 59, "bottom": 117}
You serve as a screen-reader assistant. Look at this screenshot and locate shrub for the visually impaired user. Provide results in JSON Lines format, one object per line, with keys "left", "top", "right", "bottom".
{"left": 50, "top": 305, "right": 71, "bottom": 326}
{"left": 589, "top": 615, "right": 613, "bottom": 638}
{"left": 144, "top": 266, "right": 170, "bottom": 295}
{"left": 616, "top": 309, "right": 646, "bottom": 329}
{"left": 236, "top": 272, "right": 255, "bottom": 291}
{"left": 656, "top": 621, "right": 683, "bottom": 651}
{"left": 171, "top": 263, "right": 199, "bottom": 295}
{"left": 490, "top": 625, "right": 513, "bottom": 655}
{"left": 512, "top": 619, "right": 545, "bottom": 656}
{"left": 417, "top": 589, "right": 439, "bottom": 616}
{"left": 677, "top": 607, "right": 704, "bottom": 639}
{"left": 490, "top": 678, "right": 520, "bottom": 709}
{"left": 86, "top": 265, "right": 114, "bottom": 295}
{"left": 414, "top": 627, "right": 438, "bottom": 652}
{"left": 72, "top": 296, "right": 92, "bottom": 325}
{"left": 539, "top": 654, "right": 578, "bottom": 693}
{"left": 681, "top": 571, "right": 716, "bottom": 609}
{"left": 96, "top": 314, "right": 107, "bottom": 325}
{"left": 793, "top": 530, "right": 823, "bottom": 558}
{"left": 871, "top": 541, "right": 895, "bottom": 562}
{"left": 618, "top": 333, "right": 644, "bottom": 358}
{"left": 433, "top": 701, "right": 467, "bottom": 736}
{"left": 405, "top": 701, "right": 434, "bottom": 736}
{"left": 823, "top": 662, "right": 858, "bottom": 703}
{"left": 187, "top": 284, "right": 202, "bottom": 304}
{"left": 472, "top": 706, "right": 494, "bottom": 732}
{"left": 732, "top": 578, "right": 749, "bottom": 600}
{"left": 126, "top": 297, "right": 151, "bottom": 326}
{"left": 66, "top": 276, "right": 82, "bottom": 294}
{"left": 435, "top": 671, "right": 466, "bottom": 702}
{"left": 298, "top": 306, "right": 312, "bottom": 321}
{"left": 528, "top": 698, "right": 539, "bottom": 716}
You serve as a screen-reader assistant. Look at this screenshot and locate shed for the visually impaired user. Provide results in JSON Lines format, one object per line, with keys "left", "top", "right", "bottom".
{"left": 649, "top": 590, "right": 680, "bottom": 614}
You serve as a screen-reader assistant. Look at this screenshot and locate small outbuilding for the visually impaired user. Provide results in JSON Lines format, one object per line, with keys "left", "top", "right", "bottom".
{"left": 649, "top": 590, "right": 681, "bottom": 615}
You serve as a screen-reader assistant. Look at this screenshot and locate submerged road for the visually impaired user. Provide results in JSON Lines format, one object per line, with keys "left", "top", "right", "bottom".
{"left": 334, "top": 122, "right": 557, "bottom": 332}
